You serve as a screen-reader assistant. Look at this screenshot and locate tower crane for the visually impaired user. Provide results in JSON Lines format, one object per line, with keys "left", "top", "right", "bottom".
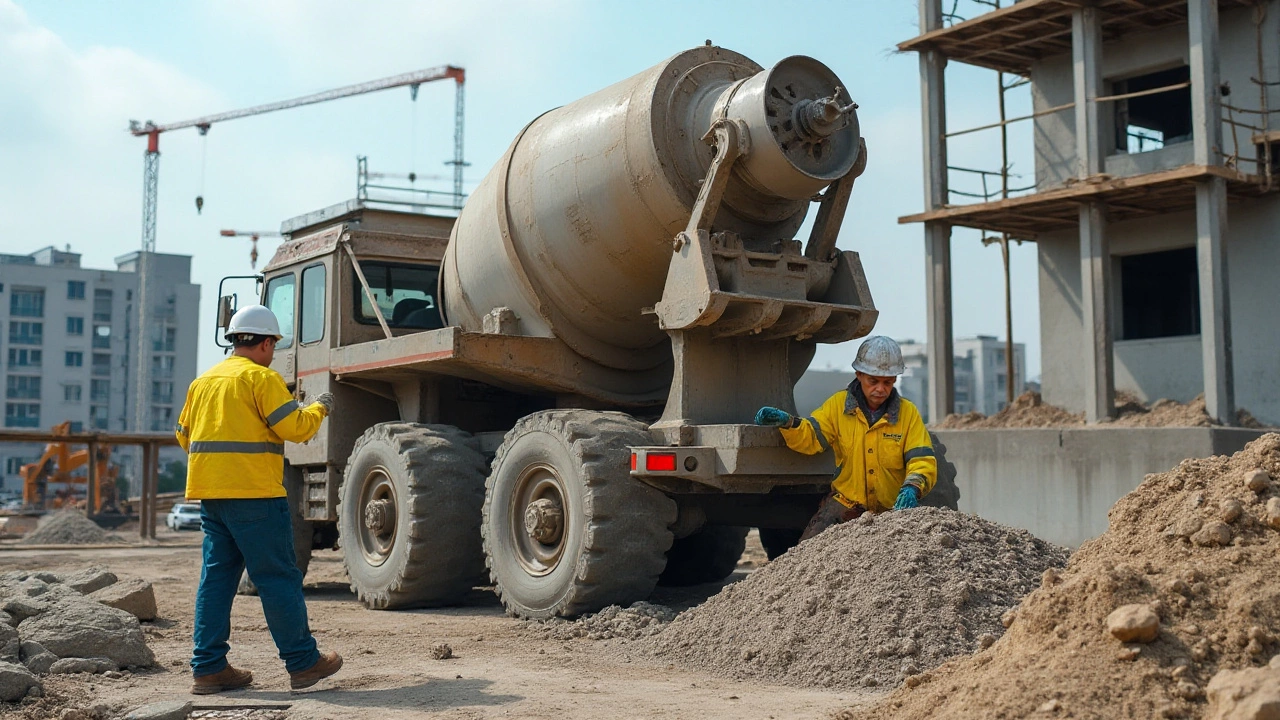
{"left": 126, "top": 65, "right": 464, "bottom": 433}
{"left": 220, "top": 229, "right": 283, "bottom": 270}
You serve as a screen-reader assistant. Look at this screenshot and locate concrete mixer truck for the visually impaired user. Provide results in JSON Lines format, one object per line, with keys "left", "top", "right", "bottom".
{"left": 215, "top": 45, "right": 957, "bottom": 618}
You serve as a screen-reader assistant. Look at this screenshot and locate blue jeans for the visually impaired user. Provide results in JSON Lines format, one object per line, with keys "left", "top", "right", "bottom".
{"left": 192, "top": 497, "right": 319, "bottom": 676}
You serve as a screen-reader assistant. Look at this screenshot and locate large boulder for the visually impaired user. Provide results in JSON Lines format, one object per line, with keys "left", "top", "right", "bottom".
{"left": 89, "top": 578, "right": 157, "bottom": 621}
{"left": 0, "top": 661, "right": 41, "bottom": 702}
{"left": 63, "top": 567, "right": 117, "bottom": 595}
{"left": 18, "top": 600, "right": 154, "bottom": 668}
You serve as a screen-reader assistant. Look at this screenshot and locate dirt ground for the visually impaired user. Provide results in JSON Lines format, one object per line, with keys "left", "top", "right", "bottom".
{"left": 0, "top": 528, "right": 877, "bottom": 719}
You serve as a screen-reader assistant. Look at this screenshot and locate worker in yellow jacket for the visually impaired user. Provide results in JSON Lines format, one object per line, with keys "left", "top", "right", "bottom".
{"left": 755, "top": 336, "right": 937, "bottom": 542}
{"left": 176, "top": 305, "right": 343, "bottom": 694}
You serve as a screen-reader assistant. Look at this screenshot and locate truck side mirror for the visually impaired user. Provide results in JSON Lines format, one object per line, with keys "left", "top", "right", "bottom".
{"left": 217, "top": 295, "right": 236, "bottom": 330}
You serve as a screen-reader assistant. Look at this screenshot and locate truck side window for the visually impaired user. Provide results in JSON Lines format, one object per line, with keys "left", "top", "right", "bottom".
{"left": 264, "top": 274, "right": 296, "bottom": 349}
{"left": 299, "top": 264, "right": 326, "bottom": 344}
{"left": 354, "top": 262, "right": 444, "bottom": 330}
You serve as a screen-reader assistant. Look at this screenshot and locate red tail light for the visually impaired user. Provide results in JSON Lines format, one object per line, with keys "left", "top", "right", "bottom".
{"left": 645, "top": 452, "right": 677, "bottom": 472}
{"left": 630, "top": 453, "right": 637, "bottom": 471}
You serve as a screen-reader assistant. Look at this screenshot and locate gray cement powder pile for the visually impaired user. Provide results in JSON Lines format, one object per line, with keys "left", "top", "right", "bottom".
{"left": 642, "top": 507, "right": 1068, "bottom": 689}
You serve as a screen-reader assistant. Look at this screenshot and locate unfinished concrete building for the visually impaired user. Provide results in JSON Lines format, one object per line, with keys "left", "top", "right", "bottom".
{"left": 901, "top": 0, "right": 1279, "bottom": 427}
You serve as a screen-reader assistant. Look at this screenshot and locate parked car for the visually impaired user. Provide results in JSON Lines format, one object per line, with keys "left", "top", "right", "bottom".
{"left": 167, "top": 503, "right": 202, "bottom": 531}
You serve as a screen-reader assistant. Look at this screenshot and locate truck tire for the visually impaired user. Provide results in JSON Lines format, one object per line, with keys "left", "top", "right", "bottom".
{"left": 338, "top": 423, "right": 488, "bottom": 610}
{"left": 483, "top": 410, "right": 677, "bottom": 619}
{"left": 919, "top": 432, "right": 961, "bottom": 511}
{"left": 237, "top": 464, "right": 314, "bottom": 596}
{"left": 658, "top": 525, "right": 748, "bottom": 586}
{"left": 758, "top": 528, "right": 804, "bottom": 561}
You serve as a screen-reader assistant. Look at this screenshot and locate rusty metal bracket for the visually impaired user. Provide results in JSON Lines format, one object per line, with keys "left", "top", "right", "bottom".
{"left": 683, "top": 118, "right": 750, "bottom": 241}
{"left": 341, "top": 236, "right": 392, "bottom": 340}
{"left": 804, "top": 137, "right": 867, "bottom": 262}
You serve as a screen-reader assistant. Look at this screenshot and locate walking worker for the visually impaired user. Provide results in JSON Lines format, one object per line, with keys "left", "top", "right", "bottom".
{"left": 175, "top": 304, "right": 343, "bottom": 694}
{"left": 754, "top": 335, "right": 937, "bottom": 542}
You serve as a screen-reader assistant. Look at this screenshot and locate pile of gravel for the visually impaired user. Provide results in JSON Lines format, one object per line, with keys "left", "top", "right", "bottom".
{"left": 642, "top": 507, "right": 1068, "bottom": 689}
{"left": 527, "top": 602, "right": 677, "bottom": 642}
{"left": 18, "top": 511, "right": 121, "bottom": 546}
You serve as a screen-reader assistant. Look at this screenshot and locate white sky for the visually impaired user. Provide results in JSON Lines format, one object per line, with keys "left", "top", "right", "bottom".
{"left": 0, "top": 0, "right": 1043, "bottom": 378}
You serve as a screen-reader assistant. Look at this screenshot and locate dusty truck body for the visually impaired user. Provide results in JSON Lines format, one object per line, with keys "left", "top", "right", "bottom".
{"left": 228, "top": 46, "right": 955, "bottom": 618}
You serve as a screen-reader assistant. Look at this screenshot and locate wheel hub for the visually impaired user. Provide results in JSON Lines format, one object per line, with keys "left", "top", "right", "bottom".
{"left": 364, "top": 498, "right": 395, "bottom": 535}
{"left": 523, "top": 497, "right": 563, "bottom": 544}
{"left": 511, "top": 462, "right": 569, "bottom": 577}
{"left": 356, "top": 467, "right": 398, "bottom": 567}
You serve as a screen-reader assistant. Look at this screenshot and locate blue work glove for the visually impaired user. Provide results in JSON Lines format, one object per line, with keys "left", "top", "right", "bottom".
{"left": 893, "top": 485, "right": 920, "bottom": 511}
{"left": 754, "top": 406, "right": 794, "bottom": 428}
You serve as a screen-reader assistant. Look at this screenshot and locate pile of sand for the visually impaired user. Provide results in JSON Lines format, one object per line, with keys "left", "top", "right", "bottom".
{"left": 840, "top": 433, "right": 1280, "bottom": 719}
{"left": 641, "top": 507, "right": 1068, "bottom": 688}
{"left": 18, "top": 510, "right": 121, "bottom": 545}
{"left": 527, "top": 602, "right": 677, "bottom": 642}
{"left": 935, "top": 391, "right": 1269, "bottom": 430}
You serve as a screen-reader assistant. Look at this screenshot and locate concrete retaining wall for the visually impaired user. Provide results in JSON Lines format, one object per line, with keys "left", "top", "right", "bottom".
{"left": 934, "top": 427, "right": 1267, "bottom": 547}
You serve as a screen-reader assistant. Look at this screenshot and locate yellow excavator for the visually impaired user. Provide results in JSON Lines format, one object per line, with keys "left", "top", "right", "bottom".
{"left": 19, "top": 422, "right": 122, "bottom": 517}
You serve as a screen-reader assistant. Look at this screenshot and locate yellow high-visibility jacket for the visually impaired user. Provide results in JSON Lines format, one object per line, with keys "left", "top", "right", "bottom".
{"left": 175, "top": 356, "right": 327, "bottom": 499}
{"left": 780, "top": 387, "right": 936, "bottom": 513}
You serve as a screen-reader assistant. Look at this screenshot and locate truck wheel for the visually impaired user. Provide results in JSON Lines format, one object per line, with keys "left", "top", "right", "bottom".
{"left": 658, "top": 525, "right": 748, "bottom": 586}
{"left": 757, "top": 528, "right": 804, "bottom": 560}
{"left": 919, "top": 432, "right": 961, "bottom": 511}
{"left": 238, "top": 464, "right": 314, "bottom": 596}
{"left": 483, "top": 410, "right": 677, "bottom": 619}
{"left": 338, "top": 423, "right": 488, "bottom": 609}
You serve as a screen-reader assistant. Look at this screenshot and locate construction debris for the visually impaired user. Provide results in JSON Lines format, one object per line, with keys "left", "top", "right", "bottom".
{"left": 641, "top": 507, "right": 1067, "bottom": 688}
{"left": 935, "top": 391, "right": 1271, "bottom": 430}
{"left": 527, "top": 602, "right": 678, "bottom": 642}
{"left": 0, "top": 566, "right": 157, "bottom": 705}
{"left": 17, "top": 512, "right": 122, "bottom": 546}
{"left": 837, "top": 432, "right": 1280, "bottom": 719}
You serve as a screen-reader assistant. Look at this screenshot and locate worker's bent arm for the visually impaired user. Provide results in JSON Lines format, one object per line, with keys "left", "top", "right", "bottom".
{"left": 254, "top": 371, "right": 327, "bottom": 444}
{"left": 902, "top": 406, "right": 937, "bottom": 495}
{"left": 175, "top": 386, "right": 193, "bottom": 453}
{"left": 778, "top": 393, "right": 839, "bottom": 456}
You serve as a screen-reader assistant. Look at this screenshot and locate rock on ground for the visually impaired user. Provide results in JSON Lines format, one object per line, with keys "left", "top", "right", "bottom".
{"left": 49, "top": 657, "right": 117, "bottom": 674}
{"left": 63, "top": 567, "right": 118, "bottom": 595}
{"left": 124, "top": 699, "right": 193, "bottom": 720}
{"left": 838, "top": 432, "right": 1280, "bottom": 720}
{"left": 1206, "top": 663, "right": 1280, "bottom": 720}
{"left": 642, "top": 507, "right": 1068, "bottom": 689}
{"left": 0, "top": 660, "right": 41, "bottom": 702}
{"left": 1106, "top": 604, "right": 1160, "bottom": 643}
{"left": 19, "top": 600, "right": 155, "bottom": 668}
{"left": 0, "top": 624, "right": 17, "bottom": 663}
{"left": 89, "top": 578, "right": 157, "bottom": 621}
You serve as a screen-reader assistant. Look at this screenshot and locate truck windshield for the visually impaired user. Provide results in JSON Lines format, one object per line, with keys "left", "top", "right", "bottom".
{"left": 354, "top": 262, "right": 444, "bottom": 330}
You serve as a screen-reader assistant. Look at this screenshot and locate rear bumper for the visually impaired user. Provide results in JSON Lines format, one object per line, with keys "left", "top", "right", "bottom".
{"left": 629, "top": 424, "right": 834, "bottom": 493}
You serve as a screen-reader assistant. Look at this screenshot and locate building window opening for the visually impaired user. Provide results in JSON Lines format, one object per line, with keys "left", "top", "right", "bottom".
{"left": 1113, "top": 66, "right": 1192, "bottom": 154}
{"left": 1119, "top": 247, "right": 1199, "bottom": 340}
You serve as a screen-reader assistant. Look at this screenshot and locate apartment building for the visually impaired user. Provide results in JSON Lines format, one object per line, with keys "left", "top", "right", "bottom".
{"left": 0, "top": 247, "right": 199, "bottom": 493}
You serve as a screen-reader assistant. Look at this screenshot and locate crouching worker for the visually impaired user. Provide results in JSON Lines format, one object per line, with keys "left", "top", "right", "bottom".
{"left": 176, "top": 305, "right": 343, "bottom": 694}
{"left": 754, "top": 336, "right": 936, "bottom": 542}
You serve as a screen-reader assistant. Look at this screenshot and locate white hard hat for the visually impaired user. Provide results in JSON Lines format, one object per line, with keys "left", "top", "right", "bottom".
{"left": 852, "top": 336, "right": 904, "bottom": 376}
{"left": 225, "top": 304, "right": 283, "bottom": 341}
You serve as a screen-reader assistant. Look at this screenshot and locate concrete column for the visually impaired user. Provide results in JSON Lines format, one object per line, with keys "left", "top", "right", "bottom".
{"left": 1079, "top": 201, "right": 1114, "bottom": 422}
{"left": 1189, "top": 0, "right": 1223, "bottom": 167}
{"left": 920, "top": 0, "right": 954, "bottom": 423}
{"left": 1189, "top": 0, "right": 1234, "bottom": 424}
{"left": 1073, "top": 5, "right": 1114, "bottom": 422}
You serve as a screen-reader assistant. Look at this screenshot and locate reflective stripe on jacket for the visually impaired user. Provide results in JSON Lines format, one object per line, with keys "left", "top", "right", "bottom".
{"left": 176, "top": 356, "right": 327, "bottom": 499}
{"left": 779, "top": 388, "right": 936, "bottom": 513}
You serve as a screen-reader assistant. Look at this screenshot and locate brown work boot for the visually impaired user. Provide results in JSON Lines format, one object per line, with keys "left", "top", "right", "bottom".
{"left": 192, "top": 665, "right": 253, "bottom": 695}
{"left": 289, "top": 650, "right": 343, "bottom": 690}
